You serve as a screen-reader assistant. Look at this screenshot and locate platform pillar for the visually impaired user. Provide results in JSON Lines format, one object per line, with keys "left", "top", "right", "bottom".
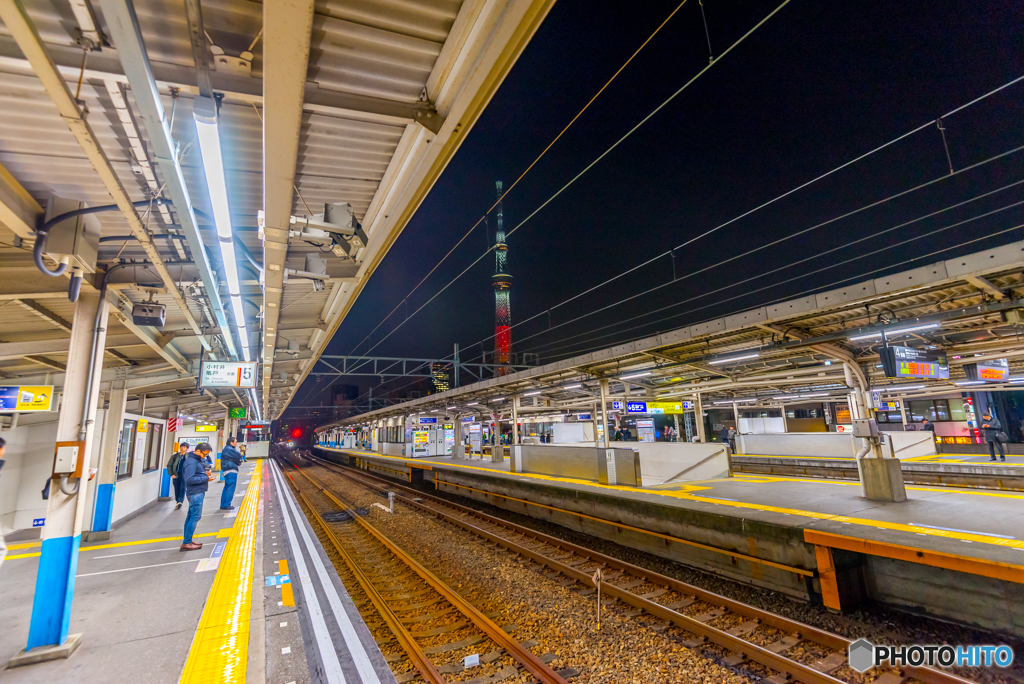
{"left": 511, "top": 396, "right": 519, "bottom": 444}
{"left": 599, "top": 379, "right": 610, "bottom": 447}
{"left": 159, "top": 404, "right": 178, "bottom": 499}
{"left": 16, "top": 292, "right": 109, "bottom": 664}
{"left": 694, "top": 393, "right": 706, "bottom": 442}
{"left": 89, "top": 378, "right": 126, "bottom": 538}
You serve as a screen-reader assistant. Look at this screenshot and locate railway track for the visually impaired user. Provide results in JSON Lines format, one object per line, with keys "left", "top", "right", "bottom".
{"left": 278, "top": 457, "right": 572, "bottom": 684}
{"left": 297, "top": 452, "right": 978, "bottom": 684}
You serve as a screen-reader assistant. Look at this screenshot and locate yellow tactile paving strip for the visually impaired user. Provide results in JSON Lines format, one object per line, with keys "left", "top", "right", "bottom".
{"left": 179, "top": 461, "right": 263, "bottom": 684}
{"left": 329, "top": 448, "right": 1024, "bottom": 553}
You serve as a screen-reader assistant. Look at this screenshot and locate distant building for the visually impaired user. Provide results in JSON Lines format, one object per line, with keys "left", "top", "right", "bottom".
{"left": 431, "top": 363, "right": 451, "bottom": 393}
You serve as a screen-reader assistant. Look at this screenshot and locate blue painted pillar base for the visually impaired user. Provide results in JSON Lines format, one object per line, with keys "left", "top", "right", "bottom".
{"left": 92, "top": 483, "right": 115, "bottom": 533}
{"left": 159, "top": 469, "right": 171, "bottom": 499}
{"left": 27, "top": 535, "right": 80, "bottom": 650}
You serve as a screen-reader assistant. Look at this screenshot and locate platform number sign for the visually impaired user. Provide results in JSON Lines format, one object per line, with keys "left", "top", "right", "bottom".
{"left": 200, "top": 361, "right": 258, "bottom": 389}
{"left": 870, "top": 391, "right": 881, "bottom": 409}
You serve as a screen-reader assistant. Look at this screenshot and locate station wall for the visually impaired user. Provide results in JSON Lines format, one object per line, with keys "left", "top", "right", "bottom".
{"left": 0, "top": 412, "right": 67, "bottom": 532}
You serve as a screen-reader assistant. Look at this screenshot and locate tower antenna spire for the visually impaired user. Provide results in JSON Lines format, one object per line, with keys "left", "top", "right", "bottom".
{"left": 492, "top": 181, "right": 512, "bottom": 376}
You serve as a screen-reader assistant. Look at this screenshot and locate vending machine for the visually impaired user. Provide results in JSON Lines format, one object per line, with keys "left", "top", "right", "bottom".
{"left": 444, "top": 423, "right": 455, "bottom": 455}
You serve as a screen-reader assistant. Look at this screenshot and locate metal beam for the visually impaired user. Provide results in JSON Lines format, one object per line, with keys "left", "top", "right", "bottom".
{"left": 25, "top": 355, "right": 66, "bottom": 371}
{"left": 965, "top": 275, "right": 1006, "bottom": 300}
{"left": 0, "top": 40, "right": 443, "bottom": 132}
{"left": 15, "top": 298, "right": 72, "bottom": 332}
{"left": 274, "top": 0, "right": 558, "bottom": 419}
{"left": 0, "top": 159, "right": 41, "bottom": 239}
{"left": 0, "top": 333, "right": 141, "bottom": 360}
{"left": 0, "top": 0, "right": 213, "bottom": 350}
{"left": 97, "top": 0, "right": 231, "bottom": 357}
{"left": 261, "top": 0, "right": 316, "bottom": 417}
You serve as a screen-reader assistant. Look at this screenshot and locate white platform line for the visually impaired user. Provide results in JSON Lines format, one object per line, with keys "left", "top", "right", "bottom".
{"left": 77, "top": 559, "right": 200, "bottom": 577}
{"left": 270, "top": 463, "right": 348, "bottom": 684}
{"left": 272, "top": 461, "right": 383, "bottom": 684}
{"left": 92, "top": 547, "right": 182, "bottom": 559}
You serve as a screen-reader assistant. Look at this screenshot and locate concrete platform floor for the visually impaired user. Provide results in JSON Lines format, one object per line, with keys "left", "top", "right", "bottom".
{"left": 328, "top": 448, "right": 1024, "bottom": 567}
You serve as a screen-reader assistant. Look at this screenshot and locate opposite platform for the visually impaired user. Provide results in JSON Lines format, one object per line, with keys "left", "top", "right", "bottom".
{"left": 316, "top": 446, "right": 1024, "bottom": 638}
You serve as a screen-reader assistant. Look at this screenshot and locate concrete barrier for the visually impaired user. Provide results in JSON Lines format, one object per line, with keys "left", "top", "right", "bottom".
{"left": 510, "top": 445, "right": 640, "bottom": 486}
{"left": 632, "top": 443, "right": 731, "bottom": 485}
{"left": 884, "top": 431, "right": 937, "bottom": 459}
{"left": 738, "top": 432, "right": 858, "bottom": 458}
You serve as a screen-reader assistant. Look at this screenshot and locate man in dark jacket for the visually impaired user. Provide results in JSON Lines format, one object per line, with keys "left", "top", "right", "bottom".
{"left": 980, "top": 413, "right": 1006, "bottom": 462}
{"left": 219, "top": 438, "right": 243, "bottom": 511}
{"left": 181, "top": 443, "right": 213, "bottom": 551}
{"left": 166, "top": 443, "right": 189, "bottom": 510}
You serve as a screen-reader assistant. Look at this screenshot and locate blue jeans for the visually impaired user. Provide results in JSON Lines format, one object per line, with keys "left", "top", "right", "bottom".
{"left": 183, "top": 492, "right": 204, "bottom": 544}
{"left": 220, "top": 471, "right": 237, "bottom": 508}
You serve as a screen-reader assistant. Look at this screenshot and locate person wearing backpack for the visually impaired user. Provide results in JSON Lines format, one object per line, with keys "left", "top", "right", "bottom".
{"left": 219, "top": 437, "right": 243, "bottom": 511}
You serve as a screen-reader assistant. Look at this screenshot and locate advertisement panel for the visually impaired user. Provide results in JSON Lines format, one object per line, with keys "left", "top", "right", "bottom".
{"left": 0, "top": 385, "right": 54, "bottom": 412}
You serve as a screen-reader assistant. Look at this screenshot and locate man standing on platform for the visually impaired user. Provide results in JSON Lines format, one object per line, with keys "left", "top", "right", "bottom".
{"left": 219, "top": 437, "right": 243, "bottom": 511}
{"left": 166, "top": 443, "right": 189, "bottom": 510}
{"left": 180, "top": 443, "right": 213, "bottom": 551}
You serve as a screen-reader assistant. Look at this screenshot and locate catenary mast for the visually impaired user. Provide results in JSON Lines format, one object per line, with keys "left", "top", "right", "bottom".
{"left": 492, "top": 181, "right": 512, "bottom": 376}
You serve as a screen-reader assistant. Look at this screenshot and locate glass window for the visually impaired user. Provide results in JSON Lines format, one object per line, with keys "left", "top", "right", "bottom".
{"left": 144, "top": 423, "right": 163, "bottom": 472}
{"left": 117, "top": 419, "right": 136, "bottom": 479}
{"left": 934, "top": 400, "right": 950, "bottom": 421}
{"left": 909, "top": 401, "right": 935, "bottom": 422}
{"left": 949, "top": 399, "right": 966, "bottom": 421}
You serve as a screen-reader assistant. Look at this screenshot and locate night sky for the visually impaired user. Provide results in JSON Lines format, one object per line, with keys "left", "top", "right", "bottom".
{"left": 292, "top": 0, "right": 1024, "bottom": 410}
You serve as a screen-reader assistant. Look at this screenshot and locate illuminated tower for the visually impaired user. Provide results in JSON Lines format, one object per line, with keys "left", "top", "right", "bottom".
{"left": 492, "top": 181, "right": 512, "bottom": 376}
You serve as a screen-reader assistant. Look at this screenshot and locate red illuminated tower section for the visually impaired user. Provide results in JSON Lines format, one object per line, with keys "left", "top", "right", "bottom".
{"left": 492, "top": 181, "right": 512, "bottom": 376}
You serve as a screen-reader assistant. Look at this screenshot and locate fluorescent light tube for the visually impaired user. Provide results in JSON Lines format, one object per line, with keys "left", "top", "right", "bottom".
{"left": 524, "top": 391, "right": 542, "bottom": 396}
{"left": 708, "top": 353, "right": 760, "bottom": 365}
{"left": 849, "top": 332, "right": 882, "bottom": 341}
{"left": 620, "top": 371, "right": 652, "bottom": 380}
{"left": 563, "top": 384, "right": 582, "bottom": 390}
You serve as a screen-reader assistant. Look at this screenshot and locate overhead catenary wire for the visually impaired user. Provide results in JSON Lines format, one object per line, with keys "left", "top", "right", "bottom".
{"left": 343, "top": 0, "right": 696, "bottom": 360}
{"left": 359, "top": 138, "right": 1024, "bottom": 383}
{"left": 521, "top": 177, "right": 1024, "bottom": 354}
{"left": 340, "top": 0, "right": 794, "bottom": 375}
{"left": 343, "top": 59, "right": 1024, "bottom": 378}
{"left": 528, "top": 216, "right": 1024, "bottom": 362}
{"left": 343, "top": 218, "right": 1024, "bottom": 417}
{"left": 337, "top": 185, "right": 1024, "bottom": 414}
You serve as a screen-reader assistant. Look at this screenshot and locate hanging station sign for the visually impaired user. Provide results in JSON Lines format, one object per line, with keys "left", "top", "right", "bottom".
{"left": 626, "top": 401, "right": 647, "bottom": 413}
{"left": 964, "top": 358, "right": 1009, "bottom": 383}
{"left": 228, "top": 407, "right": 248, "bottom": 418}
{"left": 880, "top": 346, "right": 949, "bottom": 380}
{"left": 0, "top": 385, "right": 53, "bottom": 412}
{"left": 417, "top": 417, "right": 438, "bottom": 424}
{"left": 200, "top": 361, "right": 257, "bottom": 388}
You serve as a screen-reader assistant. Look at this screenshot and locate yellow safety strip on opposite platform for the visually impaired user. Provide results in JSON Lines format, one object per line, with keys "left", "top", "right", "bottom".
{"left": 179, "top": 462, "right": 263, "bottom": 684}
{"left": 326, "top": 447, "right": 1024, "bottom": 552}
{"left": 5, "top": 530, "right": 232, "bottom": 560}
{"left": 279, "top": 559, "right": 295, "bottom": 606}
{"left": 730, "top": 473, "right": 1024, "bottom": 500}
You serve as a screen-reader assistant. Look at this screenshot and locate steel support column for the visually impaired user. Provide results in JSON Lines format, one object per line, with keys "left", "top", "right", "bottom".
{"left": 88, "top": 379, "right": 126, "bottom": 540}
{"left": 599, "top": 379, "right": 609, "bottom": 448}
{"left": 20, "top": 292, "right": 108, "bottom": 660}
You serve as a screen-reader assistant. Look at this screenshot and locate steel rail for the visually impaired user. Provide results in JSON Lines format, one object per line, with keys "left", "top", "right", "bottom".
{"left": 310, "top": 454, "right": 978, "bottom": 684}
{"left": 284, "top": 459, "right": 570, "bottom": 684}
{"left": 289, "top": 484, "right": 447, "bottom": 683}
